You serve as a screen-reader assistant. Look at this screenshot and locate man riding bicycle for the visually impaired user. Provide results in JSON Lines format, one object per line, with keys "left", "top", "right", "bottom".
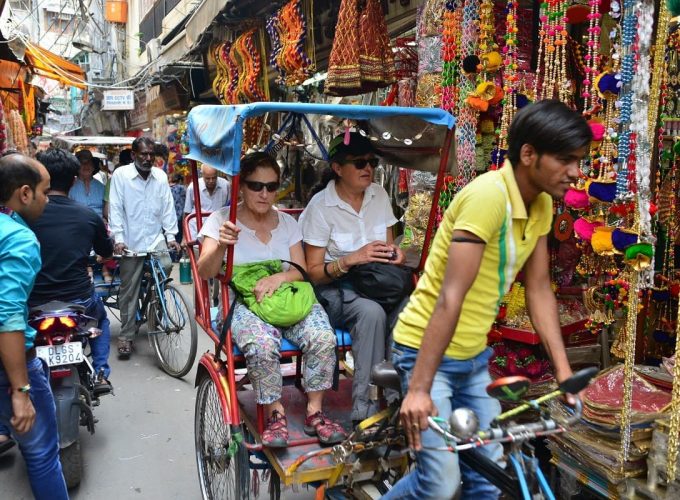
{"left": 384, "top": 100, "right": 593, "bottom": 499}
{"left": 108, "top": 137, "right": 180, "bottom": 358}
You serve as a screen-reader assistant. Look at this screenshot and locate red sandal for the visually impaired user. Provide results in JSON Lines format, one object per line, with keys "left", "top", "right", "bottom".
{"left": 304, "top": 411, "right": 347, "bottom": 445}
{"left": 262, "top": 410, "right": 289, "bottom": 448}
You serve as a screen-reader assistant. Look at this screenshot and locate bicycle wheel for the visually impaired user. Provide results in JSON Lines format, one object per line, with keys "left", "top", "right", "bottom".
{"left": 149, "top": 283, "right": 197, "bottom": 378}
{"left": 195, "top": 374, "right": 250, "bottom": 500}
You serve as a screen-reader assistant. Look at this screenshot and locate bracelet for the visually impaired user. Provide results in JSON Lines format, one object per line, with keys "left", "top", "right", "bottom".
{"left": 13, "top": 384, "right": 30, "bottom": 394}
{"left": 337, "top": 258, "right": 348, "bottom": 274}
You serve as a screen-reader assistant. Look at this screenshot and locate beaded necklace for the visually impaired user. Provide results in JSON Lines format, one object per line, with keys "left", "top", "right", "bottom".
{"left": 536, "top": 1, "right": 570, "bottom": 102}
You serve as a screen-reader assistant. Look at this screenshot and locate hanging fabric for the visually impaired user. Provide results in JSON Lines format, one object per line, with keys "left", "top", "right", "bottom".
{"left": 325, "top": 0, "right": 396, "bottom": 96}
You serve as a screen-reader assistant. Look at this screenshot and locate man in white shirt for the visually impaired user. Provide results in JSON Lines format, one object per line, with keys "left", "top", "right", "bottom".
{"left": 183, "top": 164, "right": 230, "bottom": 242}
{"left": 109, "top": 137, "right": 180, "bottom": 359}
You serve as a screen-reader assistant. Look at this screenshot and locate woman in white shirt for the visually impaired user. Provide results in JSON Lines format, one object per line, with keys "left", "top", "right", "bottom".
{"left": 300, "top": 133, "right": 407, "bottom": 424}
{"left": 197, "top": 152, "right": 345, "bottom": 448}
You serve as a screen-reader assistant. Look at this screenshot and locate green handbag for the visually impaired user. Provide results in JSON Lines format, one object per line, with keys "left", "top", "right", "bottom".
{"left": 231, "top": 260, "right": 317, "bottom": 327}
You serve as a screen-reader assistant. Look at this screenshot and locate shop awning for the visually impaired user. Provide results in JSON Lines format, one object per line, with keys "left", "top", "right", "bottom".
{"left": 23, "top": 43, "right": 87, "bottom": 89}
{"left": 185, "top": 0, "right": 224, "bottom": 48}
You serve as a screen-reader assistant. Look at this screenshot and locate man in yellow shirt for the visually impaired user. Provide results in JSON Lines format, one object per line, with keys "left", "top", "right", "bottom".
{"left": 384, "top": 100, "right": 592, "bottom": 499}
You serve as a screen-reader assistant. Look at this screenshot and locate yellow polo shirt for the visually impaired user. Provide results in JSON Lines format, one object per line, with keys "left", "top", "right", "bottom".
{"left": 394, "top": 163, "right": 553, "bottom": 360}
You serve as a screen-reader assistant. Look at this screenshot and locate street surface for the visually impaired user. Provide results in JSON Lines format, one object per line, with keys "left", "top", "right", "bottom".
{"left": 0, "top": 269, "right": 315, "bottom": 499}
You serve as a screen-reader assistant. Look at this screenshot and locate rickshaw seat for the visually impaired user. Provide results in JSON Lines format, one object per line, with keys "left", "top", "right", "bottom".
{"left": 371, "top": 360, "right": 402, "bottom": 394}
{"left": 209, "top": 307, "right": 351, "bottom": 356}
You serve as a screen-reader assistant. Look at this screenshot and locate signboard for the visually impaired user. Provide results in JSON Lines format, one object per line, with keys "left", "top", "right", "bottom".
{"left": 128, "top": 92, "right": 149, "bottom": 129}
{"left": 101, "top": 90, "right": 135, "bottom": 111}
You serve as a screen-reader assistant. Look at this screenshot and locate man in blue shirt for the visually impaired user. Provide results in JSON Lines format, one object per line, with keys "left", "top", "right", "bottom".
{"left": 0, "top": 153, "right": 69, "bottom": 499}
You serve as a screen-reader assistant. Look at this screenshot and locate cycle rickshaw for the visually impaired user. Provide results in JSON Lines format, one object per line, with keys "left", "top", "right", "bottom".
{"left": 184, "top": 102, "right": 456, "bottom": 499}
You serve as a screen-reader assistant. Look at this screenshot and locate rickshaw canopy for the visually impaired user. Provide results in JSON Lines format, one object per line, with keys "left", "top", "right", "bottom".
{"left": 186, "top": 103, "right": 457, "bottom": 176}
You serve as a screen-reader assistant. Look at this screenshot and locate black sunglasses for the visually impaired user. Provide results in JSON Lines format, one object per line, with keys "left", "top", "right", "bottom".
{"left": 344, "top": 157, "right": 379, "bottom": 169}
{"left": 243, "top": 180, "right": 280, "bottom": 192}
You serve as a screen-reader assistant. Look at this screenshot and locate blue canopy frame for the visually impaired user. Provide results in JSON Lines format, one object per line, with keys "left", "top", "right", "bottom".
{"left": 185, "top": 102, "right": 456, "bottom": 176}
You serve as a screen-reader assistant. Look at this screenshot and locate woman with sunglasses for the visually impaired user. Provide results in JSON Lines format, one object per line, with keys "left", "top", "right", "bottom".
{"left": 197, "top": 152, "right": 346, "bottom": 448}
{"left": 301, "top": 132, "right": 406, "bottom": 425}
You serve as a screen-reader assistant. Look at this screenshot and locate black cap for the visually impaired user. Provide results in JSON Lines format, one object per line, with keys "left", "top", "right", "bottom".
{"left": 328, "top": 132, "right": 376, "bottom": 162}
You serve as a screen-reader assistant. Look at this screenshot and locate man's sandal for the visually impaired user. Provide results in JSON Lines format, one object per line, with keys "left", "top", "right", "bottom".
{"left": 117, "top": 339, "right": 132, "bottom": 359}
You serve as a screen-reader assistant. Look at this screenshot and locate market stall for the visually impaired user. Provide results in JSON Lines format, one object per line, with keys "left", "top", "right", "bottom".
{"left": 145, "top": 0, "right": 680, "bottom": 497}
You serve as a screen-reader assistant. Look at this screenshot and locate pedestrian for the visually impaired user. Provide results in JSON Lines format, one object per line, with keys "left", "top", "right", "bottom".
{"left": 183, "top": 164, "right": 230, "bottom": 243}
{"left": 69, "top": 149, "right": 107, "bottom": 221}
{"left": 169, "top": 173, "right": 186, "bottom": 263}
{"left": 108, "top": 137, "right": 180, "bottom": 359}
{"left": 29, "top": 148, "right": 114, "bottom": 394}
{"left": 154, "top": 143, "right": 169, "bottom": 173}
{"left": 0, "top": 153, "right": 69, "bottom": 499}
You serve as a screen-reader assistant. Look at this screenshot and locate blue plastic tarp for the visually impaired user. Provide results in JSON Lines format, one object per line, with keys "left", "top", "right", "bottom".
{"left": 185, "top": 103, "right": 456, "bottom": 176}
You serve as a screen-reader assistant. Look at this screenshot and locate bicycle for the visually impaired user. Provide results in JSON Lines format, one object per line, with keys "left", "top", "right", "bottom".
{"left": 426, "top": 366, "right": 598, "bottom": 500}
{"left": 285, "top": 364, "right": 597, "bottom": 499}
{"left": 94, "top": 250, "right": 198, "bottom": 378}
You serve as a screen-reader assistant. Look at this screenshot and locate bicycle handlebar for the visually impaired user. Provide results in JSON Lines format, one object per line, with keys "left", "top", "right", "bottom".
{"left": 427, "top": 398, "right": 583, "bottom": 452}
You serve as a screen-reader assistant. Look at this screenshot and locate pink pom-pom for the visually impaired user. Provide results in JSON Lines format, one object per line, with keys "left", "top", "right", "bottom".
{"left": 565, "top": 190, "right": 592, "bottom": 210}
{"left": 590, "top": 122, "right": 606, "bottom": 141}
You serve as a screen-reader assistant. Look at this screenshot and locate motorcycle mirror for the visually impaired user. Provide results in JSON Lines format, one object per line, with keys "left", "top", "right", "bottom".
{"left": 87, "top": 327, "right": 102, "bottom": 338}
{"left": 558, "top": 366, "right": 599, "bottom": 395}
{"left": 448, "top": 408, "right": 479, "bottom": 440}
{"left": 486, "top": 375, "right": 531, "bottom": 402}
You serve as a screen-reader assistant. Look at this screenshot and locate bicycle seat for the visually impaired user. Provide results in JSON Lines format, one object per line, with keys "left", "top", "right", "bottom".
{"left": 29, "top": 301, "right": 86, "bottom": 315}
{"left": 371, "top": 361, "right": 402, "bottom": 393}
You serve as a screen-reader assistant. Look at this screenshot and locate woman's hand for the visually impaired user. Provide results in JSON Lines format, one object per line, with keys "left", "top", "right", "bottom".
{"left": 219, "top": 221, "right": 240, "bottom": 246}
{"left": 389, "top": 244, "right": 406, "bottom": 265}
{"left": 346, "top": 241, "right": 395, "bottom": 267}
{"left": 253, "top": 273, "right": 286, "bottom": 303}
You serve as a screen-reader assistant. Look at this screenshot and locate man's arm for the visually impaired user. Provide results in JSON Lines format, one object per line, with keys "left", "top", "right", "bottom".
{"left": 523, "top": 235, "right": 573, "bottom": 384}
{"left": 92, "top": 214, "right": 114, "bottom": 259}
{"left": 0, "top": 332, "right": 35, "bottom": 433}
{"left": 108, "top": 172, "right": 125, "bottom": 246}
{"left": 183, "top": 184, "right": 194, "bottom": 216}
{"left": 400, "top": 230, "right": 485, "bottom": 449}
{"left": 161, "top": 184, "right": 179, "bottom": 243}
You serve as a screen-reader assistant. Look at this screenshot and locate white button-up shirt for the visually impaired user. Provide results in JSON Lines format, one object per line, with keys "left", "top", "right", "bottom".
{"left": 109, "top": 163, "right": 178, "bottom": 252}
{"left": 184, "top": 177, "right": 231, "bottom": 239}
{"left": 300, "top": 180, "right": 398, "bottom": 262}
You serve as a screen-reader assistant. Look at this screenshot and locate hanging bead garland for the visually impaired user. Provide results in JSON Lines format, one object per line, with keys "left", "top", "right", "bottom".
{"left": 536, "top": 1, "right": 570, "bottom": 103}
{"left": 441, "top": 0, "right": 461, "bottom": 113}
{"left": 455, "top": 0, "right": 481, "bottom": 189}
{"left": 648, "top": 0, "right": 670, "bottom": 146}
{"left": 497, "top": 0, "right": 519, "bottom": 159}
{"left": 615, "top": 0, "right": 638, "bottom": 199}
{"left": 582, "top": 0, "right": 602, "bottom": 112}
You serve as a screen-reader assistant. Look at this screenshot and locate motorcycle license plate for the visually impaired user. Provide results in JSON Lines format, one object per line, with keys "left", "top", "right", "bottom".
{"left": 36, "top": 343, "right": 84, "bottom": 367}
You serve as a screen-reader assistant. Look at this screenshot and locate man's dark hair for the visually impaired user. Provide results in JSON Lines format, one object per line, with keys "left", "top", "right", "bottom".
{"left": 119, "top": 148, "right": 133, "bottom": 165}
{"left": 0, "top": 153, "right": 42, "bottom": 203}
{"left": 35, "top": 148, "right": 80, "bottom": 193}
{"left": 132, "top": 136, "right": 155, "bottom": 153}
{"left": 154, "top": 143, "right": 169, "bottom": 159}
{"left": 506, "top": 99, "right": 592, "bottom": 167}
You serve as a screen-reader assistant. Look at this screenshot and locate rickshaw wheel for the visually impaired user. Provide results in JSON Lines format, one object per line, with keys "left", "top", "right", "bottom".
{"left": 195, "top": 374, "right": 250, "bottom": 499}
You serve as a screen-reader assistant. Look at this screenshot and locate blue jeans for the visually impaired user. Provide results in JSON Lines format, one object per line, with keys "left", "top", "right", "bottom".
{"left": 71, "top": 291, "right": 111, "bottom": 378}
{"left": 383, "top": 344, "right": 502, "bottom": 500}
{"left": 0, "top": 357, "right": 69, "bottom": 499}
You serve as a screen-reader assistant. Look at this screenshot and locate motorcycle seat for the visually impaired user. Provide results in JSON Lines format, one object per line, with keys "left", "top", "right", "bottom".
{"left": 371, "top": 360, "right": 402, "bottom": 394}
{"left": 29, "top": 301, "right": 86, "bottom": 315}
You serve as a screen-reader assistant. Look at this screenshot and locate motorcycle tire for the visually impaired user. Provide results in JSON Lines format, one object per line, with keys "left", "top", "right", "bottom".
{"left": 60, "top": 439, "right": 82, "bottom": 489}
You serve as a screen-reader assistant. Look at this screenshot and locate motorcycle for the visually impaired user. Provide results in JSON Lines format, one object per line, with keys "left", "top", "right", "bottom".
{"left": 29, "top": 301, "right": 110, "bottom": 489}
